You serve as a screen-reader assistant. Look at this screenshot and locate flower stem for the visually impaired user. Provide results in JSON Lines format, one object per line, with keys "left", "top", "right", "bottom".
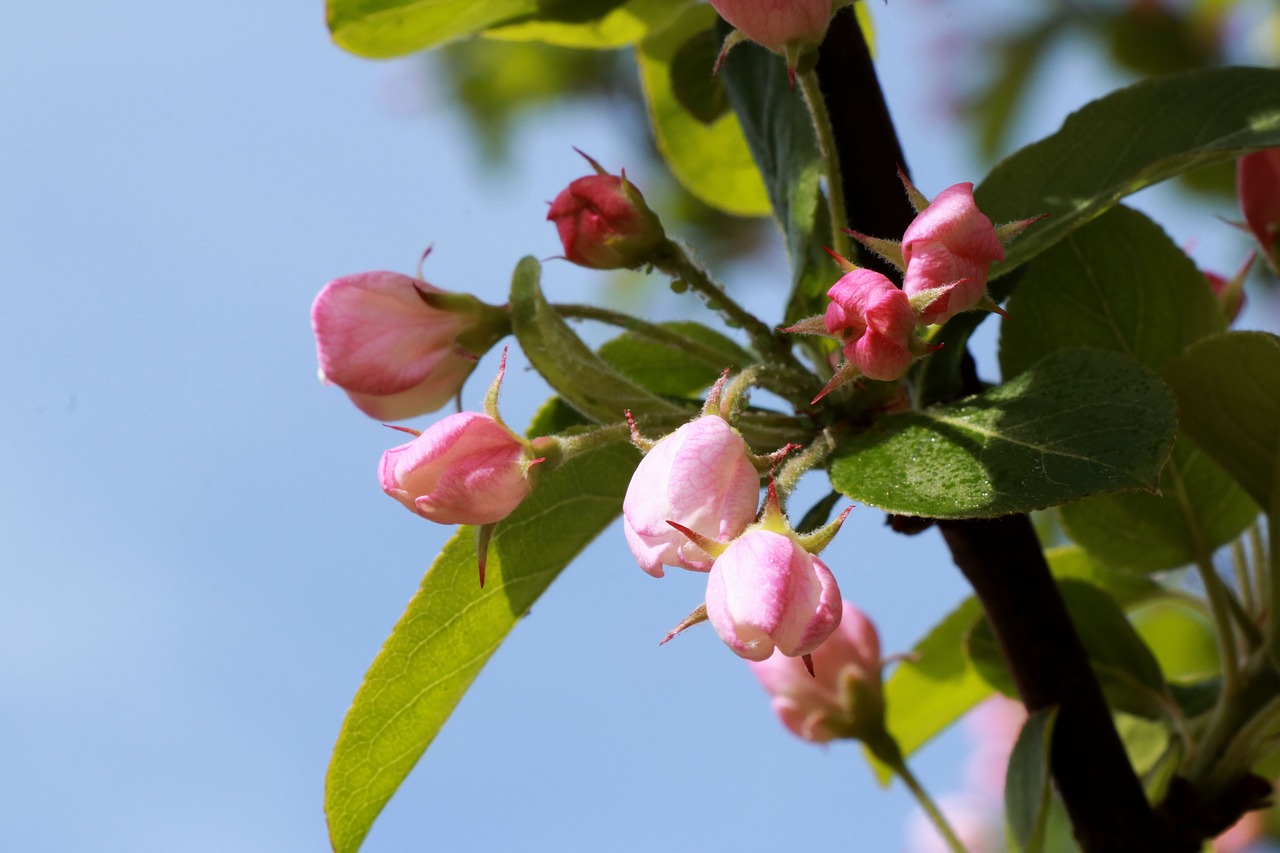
{"left": 869, "top": 736, "right": 968, "bottom": 853}
{"left": 797, "top": 68, "right": 852, "bottom": 261}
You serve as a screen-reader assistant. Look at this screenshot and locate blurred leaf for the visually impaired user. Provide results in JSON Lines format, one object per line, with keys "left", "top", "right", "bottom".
{"left": 999, "top": 206, "right": 1256, "bottom": 570}
{"left": 870, "top": 597, "right": 990, "bottom": 784}
{"left": 596, "top": 320, "right": 751, "bottom": 396}
{"left": 716, "top": 20, "right": 827, "bottom": 317}
{"left": 510, "top": 256, "right": 688, "bottom": 426}
{"left": 976, "top": 66, "right": 1280, "bottom": 283}
{"left": 636, "top": 6, "right": 771, "bottom": 216}
{"left": 830, "top": 349, "right": 1177, "bottom": 518}
{"left": 1102, "top": 6, "right": 1217, "bottom": 78}
{"left": 669, "top": 29, "right": 729, "bottom": 123}
{"left": 1131, "top": 601, "right": 1220, "bottom": 682}
{"left": 325, "top": 437, "right": 638, "bottom": 853}
{"left": 1164, "top": 332, "right": 1280, "bottom": 512}
{"left": 328, "top": 0, "right": 538, "bottom": 57}
{"left": 485, "top": 0, "right": 684, "bottom": 48}
{"left": 1040, "top": 544, "right": 1161, "bottom": 606}
{"left": 1006, "top": 707, "right": 1059, "bottom": 853}
{"left": 972, "top": 17, "right": 1064, "bottom": 161}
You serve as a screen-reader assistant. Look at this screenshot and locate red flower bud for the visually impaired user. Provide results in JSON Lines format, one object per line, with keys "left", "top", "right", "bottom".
{"left": 547, "top": 152, "right": 665, "bottom": 270}
{"left": 1237, "top": 148, "right": 1280, "bottom": 271}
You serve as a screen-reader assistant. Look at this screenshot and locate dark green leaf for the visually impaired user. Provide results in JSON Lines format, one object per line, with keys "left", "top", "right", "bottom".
{"left": 325, "top": 438, "right": 638, "bottom": 853}
{"left": 830, "top": 348, "right": 1177, "bottom": 518}
{"left": 636, "top": 7, "right": 770, "bottom": 216}
{"left": 1006, "top": 707, "right": 1060, "bottom": 853}
{"left": 669, "top": 30, "right": 729, "bottom": 124}
{"left": 998, "top": 206, "right": 1256, "bottom": 570}
{"left": 975, "top": 66, "right": 1280, "bottom": 281}
{"left": 1163, "top": 331, "right": 1280, "bottom": 510}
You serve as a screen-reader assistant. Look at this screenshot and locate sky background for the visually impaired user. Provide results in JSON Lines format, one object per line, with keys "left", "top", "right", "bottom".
{"left": 2, "top": 2, "right": 1274, "bottom": 852}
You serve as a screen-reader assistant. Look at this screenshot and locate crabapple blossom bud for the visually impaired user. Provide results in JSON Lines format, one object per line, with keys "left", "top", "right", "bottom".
{"left": 705, "top": 529, "right": 842, "bottom": 661}
{"left": 622, "top": 415, "right": 759, "bottom": 578}
{"left": 901, "top": 182, "right": 1005, "bottom": 325}
{"left": 747, "top": 600, "right": 884, "bottom": 742}
{"left": 1237, "top": 148, "right": 1280, "bottom": 271}
{"left": 547, "top": 153, "right": 665, "bottom": 270}
{"left": 380, "top": 411, "right": 536, "bottom": 525}
{"left": 709, "top": 0, "right": 840, "bottom": 82}
{"left": 311, "top": 271, "right": 508, "bottom": 420}
{"left": 824, "top": 268, "right": 919, "bottom": 381}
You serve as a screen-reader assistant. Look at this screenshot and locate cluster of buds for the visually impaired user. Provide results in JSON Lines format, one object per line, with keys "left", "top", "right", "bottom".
{"left": 786, "top": 174, "right": 1041, "bottom": 401}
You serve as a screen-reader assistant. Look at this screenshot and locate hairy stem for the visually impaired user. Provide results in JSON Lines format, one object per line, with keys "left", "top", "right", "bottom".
{"left": 797, "top": 68, "right": 852, "bottom": 260}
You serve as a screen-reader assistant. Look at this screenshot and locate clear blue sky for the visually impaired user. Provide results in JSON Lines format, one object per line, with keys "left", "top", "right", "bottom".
{"left": 1, "top": 2, "right": 1265, "bottom": 852}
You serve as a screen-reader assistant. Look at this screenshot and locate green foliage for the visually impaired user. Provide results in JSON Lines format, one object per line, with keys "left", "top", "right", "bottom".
{"left": 830, "top": 348, "right": 1177, "bottom": 518}
{"left": 1131, "top": 601, "right": 1220, "bottom": 682}
{"left": 999, "top": 206, "right": 1257, "bottom": 571}
{"left": 484, "top": 0, "right": 682, "bottom": 48}
{"left": 1164, "top": 332, "right": 1280, "bottom": 511}
{"left": 1005, "top": 707, "right": 1059, "bottom": 853}
{"left": 974, "top": 66, "right": 1280, "bottom": 282}
{"left": 324, "top": 437, "right": 638, "bottom": 853}
{"left": 635, "top": 6, "right": 771, "bottom": 216}
{"left": 596, "top": 321, "right": 752, "bottom": 397}
{"left": 328, "top": 0, "right": 537, "bottom": 57}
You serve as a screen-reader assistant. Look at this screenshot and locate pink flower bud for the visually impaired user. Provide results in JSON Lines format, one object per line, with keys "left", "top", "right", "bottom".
{"left": 709, "top": 0, "right": 835, "bottom": 60}
{"left": 747, "top": 600, "right": 883, "bottom": 742}
{"left": 622, "top": 416, "right": 759, "bottom": 578}
{"left": 379, "top": 411, "right": 534, "bottom": 525}
{"left": 1237, "top": 148, "right": 1280, "bottom": 271}
{"left": 824, "top": 268, "right": 918, "bottom": 381}
{"left": 902, "top": 182, "right": 1005, "bottom": 325}
{"left": 705, "top": 529, "right": 842, "bottom": 661}
{"left": 311, "top": 271, "right": 506, "bottom": 421}
{"left": 547, "top": 157, "right": 665, "bottom": 270}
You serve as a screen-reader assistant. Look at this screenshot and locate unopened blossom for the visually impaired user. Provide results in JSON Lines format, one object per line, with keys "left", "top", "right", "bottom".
{"left": 622, "top": 415, "right": 759, "bottom": 578}
{"left": 1203, "top": 255, "right": 1253, "bottom": 324}
{"left": 380, "top": 411, "right": 535, "bottom": 525}
{"left": 902, "top": 182, "right": 1005, "bottom": 325}
{"left": 547, "top": 152, "right": 665, "bottom": 270}
{"left": 1237, "top": 148, "right": 1280, "bottom": 271}
{"left": 705, "top": 529, "right": 842, "bottom": 661}
{"left": 824, "top": 268, "right": 919, "bottom": 381}
{"left": 748, "top": 600, "right": 883, "bottom": 742}
{"left": 709, "top": 0, "right": 843, "bottom": 82}
{"left": 311, "top": 271, "right": 507, "bottom": 420}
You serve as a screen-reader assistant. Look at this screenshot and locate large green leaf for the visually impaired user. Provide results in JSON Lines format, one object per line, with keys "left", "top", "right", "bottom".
{"left": 830, "top": 348, "right": 1177, "bottom": 518}
{"left": 1005, "top": 707, "right": 1059, "bottom": 853}
{"left": 328, "top": 0, "right": 537, "bottom": 57}
{"left": 484, "top": 0, "right": 685, "bottom": 48}
{"left": 636, "top": 6, "right": 771, "bottom": 216}
{"left": 975, "top": 66, "right": 1280, "bottom": 282}
{"left": 1163, "top": 331, "right": 1280, "bottom": 510}
{"left": 325, "top": 438, "right": 638, "bottom": 853}
{"left": 596, "top": 320, "right": 752, "bottom": 397}
{"left": 999, "top": 206, "right": 1256, "bottom": 570}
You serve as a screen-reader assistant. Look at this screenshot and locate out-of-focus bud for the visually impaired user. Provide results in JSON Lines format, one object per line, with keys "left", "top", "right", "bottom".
{"left": 902, "top": 183, "right": 1005, "bottom": 325}
{"left": 311, "top": 271, "right": 509, "bottom": 420}
{"left": 1203, "top": 254, "right": 1253, "bottom": 325}
{"left": 547, "top": 150, "right": 666, "bottom": 270}
{"left": 379, "top": 411, "right": 538, "bottom": 526}
{"left": 705, "top": 529, "right": 842, "bottom": 661}
{"left": 747, "top": 600, "right": 884, "bottom": 742}
{"left": 709, "top": 0, "right": 845, "bottom": 84}
{"left": 824, "top": 268, "right": 921, "bottom": 381}
{"left": 622, "top": 415, "right": 760, "bottom": 578}
{"left": 1237, "top": 148, "right": 1280, "bottom": 272}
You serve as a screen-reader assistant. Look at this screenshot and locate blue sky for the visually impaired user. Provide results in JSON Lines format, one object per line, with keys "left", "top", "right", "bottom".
{"left": 1, "top": 2, "right": 1269, "bottom": 852}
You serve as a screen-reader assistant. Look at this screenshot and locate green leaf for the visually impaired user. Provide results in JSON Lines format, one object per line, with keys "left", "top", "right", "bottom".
{"left": 327, "top": 0, "right": 538, "bottom": 57}
{"left": 484, "top": 0, "right": 685, "bottom": 49}
{"left": 830, "top": 348, "right": 1177, "bottom": 518}
{"left": 871, "top": 597, "right": 990, "bottom": 784}
{"left": 1005, "top": 707, "right": 1059, "bottom": 853}
{"left": 636, "top": 7, "right": 771, "bottom": 216}
{"left": 1131, "top": 600, "right": 1220, "bottom": 682}
{"left": 509, "top": 256, "right": 687, "bottom": 426}
{"left": 716, "top": 23, "right": 826, "bottom": 308}
{"left": 669, "top": 29, "right": 729, "bottom": 123}
{"left": 998, "top": 206, "right": 1256, "bottom": 570}
{"left": 975, "top": 66, "right": 1280, "bottom": 281}
{"left": 1041, "top": 544, "right": 1161, "bottom": 607}
{"left": 595, "top": 321, "right": 751, "bottom": 397}
{"left": 324, "top": 438, "right": 638, "bottom": 853}
{"left": 1163, "top": 331, "right": 1280, "bottom": 510}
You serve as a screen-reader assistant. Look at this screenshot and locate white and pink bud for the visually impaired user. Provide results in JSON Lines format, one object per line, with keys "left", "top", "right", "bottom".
{"left": 379, "top": 411, "right": 537, "bottom": 526}
{"left": 705, "top": 529, "right": 843, "bottom": 661}
{"left": 547, "top": 150, "right": 666, "bottom": 270}
{"left": 311, "top": 271, "right": 509, "bottom": 420}
{"left": 747, "top": 600, "right": 884, "bottom": 742}
{"left": 901, "top": 182, "right": 1006, "bottom": 325}
{"left": 824, "top": 268, "right": 921, "bottom": 381}
{"left": 1237, "top": 148, "right": 1280, "bottom": 272}
{"left": 622, "top": 415, "right": 760, "bottom": 578}
{"left": 709, "top": 0, "right": 848, "bottom": 84}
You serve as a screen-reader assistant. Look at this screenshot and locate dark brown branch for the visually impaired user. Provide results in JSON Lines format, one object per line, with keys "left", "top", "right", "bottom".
{"left": 815, "top": 11, "right": 1177, "bottom": 851}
